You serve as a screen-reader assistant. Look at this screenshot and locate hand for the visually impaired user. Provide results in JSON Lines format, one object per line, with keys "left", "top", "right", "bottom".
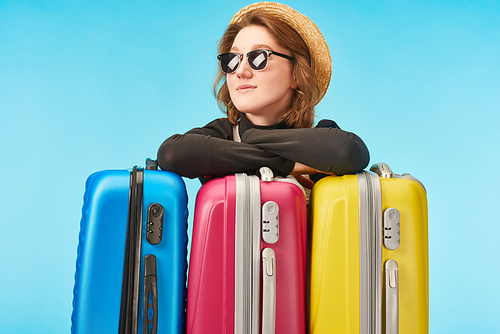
{"left": 290, "top": 162, "right": 335, "bottom": 189}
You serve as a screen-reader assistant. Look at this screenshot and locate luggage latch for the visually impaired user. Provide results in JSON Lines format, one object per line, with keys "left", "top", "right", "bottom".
{"left": 262, "top": 201, "right": 279, "bottom": 244}
{"left": 383, "top": 208, "right": 401, "bottom": 250}
{"left": 146, "top": 203, "right": 164, "bottom": 245}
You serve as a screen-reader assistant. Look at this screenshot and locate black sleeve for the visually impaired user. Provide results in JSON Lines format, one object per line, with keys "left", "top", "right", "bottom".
{"left": 240, "top": 122, "right": 370, "bottom": 175}
{"left": 157, "top": 119, "right": 295, "bottom": 179}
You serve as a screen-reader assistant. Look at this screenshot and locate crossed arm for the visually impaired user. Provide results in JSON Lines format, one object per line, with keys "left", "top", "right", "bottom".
{"left": 157, "top": 119, "right": 370, "bottom": 185}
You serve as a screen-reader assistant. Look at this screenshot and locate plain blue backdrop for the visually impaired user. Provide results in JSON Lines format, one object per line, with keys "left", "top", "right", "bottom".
{"left": 1, "top": 1, "right": 499, "bottom": 333}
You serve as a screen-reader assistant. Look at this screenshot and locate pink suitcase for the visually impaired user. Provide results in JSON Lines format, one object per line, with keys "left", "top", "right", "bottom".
{"left": 186, "top": 168, "right": 307, "bottom": 334}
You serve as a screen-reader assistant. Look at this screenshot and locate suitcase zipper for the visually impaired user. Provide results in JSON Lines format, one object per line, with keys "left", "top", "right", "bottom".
{"left": 250, "top": 175, "right": 261, "bottom": 334}
{"left": 235, "top": 174, "right": 261, "bottom": 334}
{"left": 357, "top": 171, "right": 382, "bottom": 334}
{"left": 243, "top": 175, "right": 251, "bottom": 334}
{"left": 235, "top": 174, "right": 247, "bottom": 334}
{"left": 119, "top": 167, "right": 144, "bottom": 334}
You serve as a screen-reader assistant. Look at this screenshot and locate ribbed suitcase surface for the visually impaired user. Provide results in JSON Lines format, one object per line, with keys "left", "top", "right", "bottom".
{"left": 309, "top": 164, "right": 428, "bottom": 334}
{"left": 187, "top": 171, "right": 307, "bottom": 334}
{"left": 72, "top": 168, "right": 188, "bottom": 334}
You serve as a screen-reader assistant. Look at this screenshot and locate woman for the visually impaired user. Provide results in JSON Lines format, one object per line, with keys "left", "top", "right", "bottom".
{"left": 158, "top": 2, "right": 369, "bottom": 188}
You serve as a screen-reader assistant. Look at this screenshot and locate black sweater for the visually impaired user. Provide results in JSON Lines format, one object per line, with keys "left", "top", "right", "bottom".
{"left": 157, "top": 113, "right": 370, "bottom": 183}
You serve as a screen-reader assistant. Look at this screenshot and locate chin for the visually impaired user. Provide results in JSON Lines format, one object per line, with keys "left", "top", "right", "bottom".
{"left": 234, "top": 104, "right": 259, "bottom": 115}
{"left": 237, "top": 109, "right": 261, "bottom": 117}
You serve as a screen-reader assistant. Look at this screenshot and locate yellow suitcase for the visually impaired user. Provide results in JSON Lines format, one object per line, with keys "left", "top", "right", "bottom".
{"left": 309, "top": 163, "right": 428, "bottom": 334}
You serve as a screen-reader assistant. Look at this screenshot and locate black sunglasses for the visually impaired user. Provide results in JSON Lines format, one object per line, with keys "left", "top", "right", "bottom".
{"left": 217, "top": 49, "right": 294, "bottom": 74}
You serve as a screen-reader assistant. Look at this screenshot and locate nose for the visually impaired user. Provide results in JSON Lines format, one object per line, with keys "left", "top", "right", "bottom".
{"left": 235, "top": 54, "right": 253, "bottom": 78}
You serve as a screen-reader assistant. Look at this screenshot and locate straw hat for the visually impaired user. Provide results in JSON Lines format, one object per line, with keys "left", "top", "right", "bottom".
{"left": 230, "top": 2, "right": 332, "bottom": 101}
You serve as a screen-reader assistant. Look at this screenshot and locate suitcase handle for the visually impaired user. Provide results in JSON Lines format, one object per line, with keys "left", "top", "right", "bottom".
{"left": 146, "top": 159, "right": 159, "bottom": 170}
{"left": 259, "top": 167, "right": 274, "bottom": 182}
{"left": 143, "top": 255, "right": 158, "bottom": 334}
{"left": 371, "top": 162, "right": 427, "bottom": 193}
{"left": 370, "top": 162, "right": 393, "bottom": 178}
{"left": 262, "top": 248, "right": 276, "bottom": 334}
{"left": 385, "top": 260, "right": 399, "bottom": 334}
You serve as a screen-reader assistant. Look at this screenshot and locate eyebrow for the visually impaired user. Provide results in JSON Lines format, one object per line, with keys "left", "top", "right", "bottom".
{"left": 230, "top": 44, "right": 274, "bottom": 52}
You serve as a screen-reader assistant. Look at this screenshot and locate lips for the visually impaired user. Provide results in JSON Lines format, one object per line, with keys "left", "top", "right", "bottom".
{"left": 236, "top": 84, "right": 256, "bottom": 93}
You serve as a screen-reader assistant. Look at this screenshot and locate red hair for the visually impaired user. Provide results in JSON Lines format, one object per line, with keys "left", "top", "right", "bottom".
{"left": 213, "top": 9, "right": 321, "bottom": 128}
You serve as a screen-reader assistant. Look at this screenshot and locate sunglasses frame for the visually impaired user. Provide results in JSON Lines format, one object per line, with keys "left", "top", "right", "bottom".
{"left": 217, "top": 49, "right": 295, "bottom": 74}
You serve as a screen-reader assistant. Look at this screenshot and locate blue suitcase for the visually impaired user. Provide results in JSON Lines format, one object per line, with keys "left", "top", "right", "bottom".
{"left": 71, "top": 160, "right": 188, "bottom": 334}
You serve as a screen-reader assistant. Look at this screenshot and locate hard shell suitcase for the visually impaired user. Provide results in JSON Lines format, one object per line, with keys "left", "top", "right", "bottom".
{"left": 309, "top": 163, "right": 428, "bottom": 334}
{"left": 186, "top": 168, "right": 308, "bottom": 334}
{"left": 72, "top": 160, "right": 188, "bottom": 334}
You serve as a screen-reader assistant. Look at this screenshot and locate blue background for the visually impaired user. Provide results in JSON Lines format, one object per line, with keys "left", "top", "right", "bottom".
{"left": 1, "top": 1, "right": 499, "bottom": 333}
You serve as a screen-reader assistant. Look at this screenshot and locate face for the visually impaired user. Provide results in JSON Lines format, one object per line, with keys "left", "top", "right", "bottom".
{"left": 226, "top": 25, "right": 297, "bottom": 126}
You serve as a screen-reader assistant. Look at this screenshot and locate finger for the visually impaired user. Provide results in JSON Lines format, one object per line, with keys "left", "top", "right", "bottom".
{"left": 295, "top": 174, "right": 315, "bottom": 189}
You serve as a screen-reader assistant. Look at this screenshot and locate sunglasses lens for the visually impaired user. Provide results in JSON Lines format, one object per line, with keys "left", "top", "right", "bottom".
{"left": 248, "top": 50, "right": 268, "bottom": 70}
{"left": 218, "top": 50, "right": 269, "bottom": 73}
{"left": 219, "top": 53, "right": 240, "bottom": 73}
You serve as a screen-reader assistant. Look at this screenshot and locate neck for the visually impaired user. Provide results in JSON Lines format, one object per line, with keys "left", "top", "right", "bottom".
{"left": 243, "top": 112, "right": 285, "bottom": 126}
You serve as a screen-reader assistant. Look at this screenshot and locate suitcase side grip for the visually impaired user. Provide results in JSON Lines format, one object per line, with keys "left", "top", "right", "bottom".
{"left": 385, "top": 259, "right": 399, "bottom": 334}
{"left": 143, "top": 255, "right": 158, "bottom": 334}
{"left": 262, "top": 248, "right": 276, "bottom": 334}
